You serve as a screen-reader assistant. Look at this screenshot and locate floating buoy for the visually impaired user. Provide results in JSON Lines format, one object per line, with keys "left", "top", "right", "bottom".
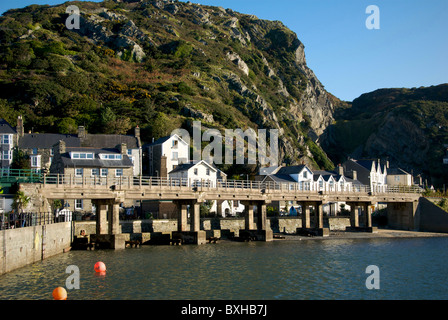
{"left": 52, "top": 287, "right": 67, "bottom": 300}
{"left": 94, "top": 261, "right": 106, "bottom": 273}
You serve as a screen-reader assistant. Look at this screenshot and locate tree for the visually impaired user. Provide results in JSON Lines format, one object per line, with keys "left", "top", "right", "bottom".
{"left": 13, "top": 190, "right": 31, "bottom": 213}
{"left": 58, "top": 117, "right": 78, "bottom": 134}
{"left": 11, "top": 148, "right": 30, "bottom": 170}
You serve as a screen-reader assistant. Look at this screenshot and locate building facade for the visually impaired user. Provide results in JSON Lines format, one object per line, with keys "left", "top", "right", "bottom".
{"left": 147, "top": 134, "right": 189, "bottom": 177}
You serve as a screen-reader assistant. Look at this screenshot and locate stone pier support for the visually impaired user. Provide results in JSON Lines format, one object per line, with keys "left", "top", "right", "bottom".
{"left": 239, "top": 200, "right": 272, "bottom": 241}
{"left": 175, "top": 202, "right": 188, "bottom": 232}
{"left": 108, "top": 201, "right": 121, "bottom": 235}
{"left": 346, "top": 202, "right": 377, "bottom": 233}
{"left": 173, "top": 200, "right": 206, "bottom": 245}
{"left": 243, "top": 202, "right": 255, "bottom": 231}
{"left": 95, "top": 202, "right": 108, "bottom": 235}
{"left": 349, "top": 202, "right": 359, "bottom": 228}
{"left": 91, "top": 199, "right": 126, "bottom": 249}
{"left": 297, "top": 201, "right": 328, "bottom": 236}
{"left": 301, "top": 202, "right": 311, "bottom": 229}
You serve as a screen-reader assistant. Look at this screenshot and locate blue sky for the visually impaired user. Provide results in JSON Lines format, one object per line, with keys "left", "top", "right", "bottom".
{"left": 1, "top": 0, "right": 447, "bottom": 101}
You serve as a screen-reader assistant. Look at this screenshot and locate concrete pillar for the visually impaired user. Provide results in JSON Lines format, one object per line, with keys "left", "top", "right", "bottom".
{"left": 216, "top": 200, "right": 223, "bottom": 217}
{"left": 257, "top": 201, "right": 267, "bottom": 231}
{"left": 315, "top": 202, "right": 324, "bottom": 229}
{"left": 301, "top": 202, "right": 311, "bottom": 229}
{"left": 365, "top": 203, "right": 373, "bottom": 228}
{"left": 176, "top": 202, "right": 188, "bottom": 232}
{"left": 96, "top": 202, "right": 108, "bottom": 235}
{"left": 108, "top": 202, "right": 120, "bottom": 235}
{"left": 350, "top": 203, "right": 359, "bottom": 228}
{"left": 243, "top": 203, "right": 255, "bottom": 230}
{"left": 191, "top": 201, "right": 201, "bottom": 232}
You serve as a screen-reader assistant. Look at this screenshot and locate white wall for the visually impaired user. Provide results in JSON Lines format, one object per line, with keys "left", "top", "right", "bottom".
{"left": 162, "top": 136, "right": 189, "bottom": 174}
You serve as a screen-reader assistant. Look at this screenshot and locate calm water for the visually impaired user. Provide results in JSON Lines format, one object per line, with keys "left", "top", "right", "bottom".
{"left": 1, "top": 237, "right": 448, "bottom": 300}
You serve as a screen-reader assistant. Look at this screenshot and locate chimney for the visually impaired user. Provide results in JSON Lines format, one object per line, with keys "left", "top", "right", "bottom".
{"left": 134, "top": 126, "right": 140, "bottom": 138}
{"left": 78, "top": 126, "right": 87, "bottom": 139}
{"left": 352, "top": 170, "right": 357, "bottom": 181}
{"left": 17, "top": 116, "right": 24, "bottom": 138}
{"left": 337, "top": 164, "right": 343, "bottom": 176}
{"left": 57, "top": 140, "right": 66, "bottom": 155}
{"left": 120, "top": 143, "right": 127, "bottom": 155}
{"left": 160, "top": 155, "right": 168, "bottom": 178}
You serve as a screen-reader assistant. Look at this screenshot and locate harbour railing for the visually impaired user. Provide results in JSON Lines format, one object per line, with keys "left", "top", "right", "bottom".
{"left": 0, "top": 211, "right": 64, "bottom": 230}
{"left": 35, "top": 174, "right": 424, "bottom": 194}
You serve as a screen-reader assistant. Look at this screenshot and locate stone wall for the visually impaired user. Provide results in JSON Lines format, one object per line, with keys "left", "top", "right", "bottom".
{"left": 418, "top": 197, "right": 448, "bottom": 233}
{"left": 328, "top": 217, "right": 351, "bottom": 231}
{"left": 0, "top": 222, "right": 72, "bottom": 276}
{"left": 74, "top": 216, "right": 354, "bottom": 239}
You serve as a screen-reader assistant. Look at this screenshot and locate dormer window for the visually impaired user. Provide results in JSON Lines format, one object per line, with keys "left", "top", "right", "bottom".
{"left": 71, "top": 152, "right": 94, "bottom": 159}
{"left": 99, "top": 154, "right": 122, "bottom": 160}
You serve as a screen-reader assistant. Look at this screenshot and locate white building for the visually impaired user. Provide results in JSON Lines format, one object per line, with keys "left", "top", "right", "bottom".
{"left": 386, "top": 167, "right": 413, "bottom": 186}
{"left": 261, "top": 165, "right": 314, "bottom": 190}
{"left": 343, "top": 159, "right": 387, "bottom": 192}
{"left": 147, "top": 134, "right": 189, "bottom": 177}
{"left": 210, "top": 200, "right": 245, "bottom": 217}
{"left": 0, "top": 118, "right": 17, "bottom": 172}
{"left": 168, "top": 160, "right": 221, "bottom": 187}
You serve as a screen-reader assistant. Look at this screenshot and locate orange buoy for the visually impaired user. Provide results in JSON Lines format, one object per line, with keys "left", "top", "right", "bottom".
{"left": 52, "top": 287, "right": 67, "bottom": 300}
{"left": 94, "top": 261, "right": 106, "bottom": 273}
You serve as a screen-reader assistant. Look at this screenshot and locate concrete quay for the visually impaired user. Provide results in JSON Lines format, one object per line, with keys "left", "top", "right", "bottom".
{"left": 276, "top": 229, "right": 448, "bottom": 241}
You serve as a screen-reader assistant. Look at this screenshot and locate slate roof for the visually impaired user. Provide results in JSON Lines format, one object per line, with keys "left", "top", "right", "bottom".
{"left": 387, "top": 168, "right": 410, "bottom": 175}
{"left": 169, "top": 160, "right": 217, "bottom": 174}
{"left": 60, "top": 148, "right": 133, "bottom": 168}
{"left": 264, "top": 174, "right": 297, "bottom": 183}
{"left": 19, "top": 133, "right": 81, "bottom": 149}
{"left": 0, "top": 119, "right": 17, "bottom": 134}
{"left": 81, "top": 134, "right": 139, "bottom": 149}
{"left": 275, "top": 165, "right": 308, "bottom": 175}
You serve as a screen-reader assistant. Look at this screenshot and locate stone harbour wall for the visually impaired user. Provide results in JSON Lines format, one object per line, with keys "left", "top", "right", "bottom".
{"left": 0, "top": 222, "right": 72, "bottom": 276}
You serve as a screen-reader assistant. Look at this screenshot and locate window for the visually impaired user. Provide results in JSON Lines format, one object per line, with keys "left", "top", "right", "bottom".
{"left": 99, "top": 154, "right": 122, "bottom": 160}
{"left": 91, "top": 168, "right": 99, "bottom": 176}
{"left": 75, "top": 168, "right": 83, "bottom": 176}
{"left": 2, "top": 150, "right": 11, "bottom": 161}
{"left": 206, "top": 168, "right": 210, "bottom": 176}
{"left": 101, "top": 168, "right": 108, "bottom": 177}
{"left": 1, "top": 134, "right": 11, "bottom": 145}
{"left": 303, "top": 171, "right": 307, "bottom": 179}
{"left": 75, "top": 199, "right": 83, "bottom": 210}
{"left": 194, "top": 168, "right": 198, "bottom": 175}
{"left": 127, "top": 149, "right": 132, "bottom": 156}
{"left": 31, "top": 155, "right": 41, "bottom": 168}
{"left": 172, "top": 140, "right": 178, "bottom": 148}
{"left": 32, "top": 148, "right": 38, "bottom": 155}
{"left": 172, "top": 152, "right": 178, "bottom": 160}
{"left": 115, "top": 169, "right": 123, "bottom": 177}
{"left": 319, "top": 180, "right": 323, "bottom": 189}
{"left": 71, "top": 152, "right": 94, "bottom": 159}
{"left": 395, "top": 176, "right": 400, "bottom": 182}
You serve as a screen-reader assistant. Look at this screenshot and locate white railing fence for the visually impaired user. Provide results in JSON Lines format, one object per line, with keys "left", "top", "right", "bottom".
{"left": 39, "top": 174, "right": 423, "bottom": 194}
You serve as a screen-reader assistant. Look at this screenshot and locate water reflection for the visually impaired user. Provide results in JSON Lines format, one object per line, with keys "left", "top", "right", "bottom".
{"left": 1, "top": 238, "right": 448, "bottom": 300}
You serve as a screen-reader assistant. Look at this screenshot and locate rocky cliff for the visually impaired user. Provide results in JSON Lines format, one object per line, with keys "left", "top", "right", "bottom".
{"left": 0, "top": 0, "right": 337, "bottom": 173}
{"left": 321, "top": 84, "right": 448, "bottom": 187}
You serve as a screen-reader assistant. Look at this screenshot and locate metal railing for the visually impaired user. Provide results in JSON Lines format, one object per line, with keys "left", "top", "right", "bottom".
{"left": 0, "top": 211, "right": 66, "bottom": 230}
{"left": 0, "top": 168, "right": 42, "bottom": 184}
{"left": 36, "top": 174, "right": 423, "bottom": 195}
